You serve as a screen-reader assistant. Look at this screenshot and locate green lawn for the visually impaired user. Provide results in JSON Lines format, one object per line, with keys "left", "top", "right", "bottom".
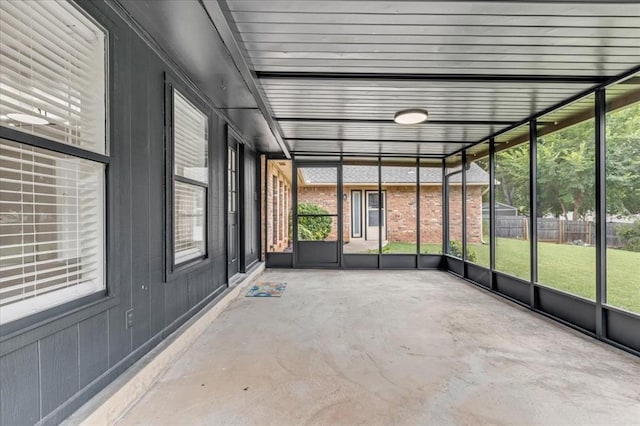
{"left": 376, "top": 238, "right": 640, "bottom": 313}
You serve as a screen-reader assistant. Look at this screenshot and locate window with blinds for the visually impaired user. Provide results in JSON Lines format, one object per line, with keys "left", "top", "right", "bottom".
{"left": 172, "top": 90, "right": 208, "bottom": 266}
{"left": 0, "top": 1, "right": 106, "bottom": 324}
{"left": 0, "top": 1, "right": 106, "bottom": 154}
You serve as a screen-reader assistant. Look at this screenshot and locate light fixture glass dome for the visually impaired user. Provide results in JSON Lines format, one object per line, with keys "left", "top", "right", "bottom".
{"left": 394, "top": 108, "right": 428, "bottom": 125}
{"left": 7, "top": 112, "right": 49, "bottom": 125}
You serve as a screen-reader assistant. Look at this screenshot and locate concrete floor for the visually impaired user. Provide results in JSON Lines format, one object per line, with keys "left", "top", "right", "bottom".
{"left": 118, "top": 270, "right": 640, "bottom": 426}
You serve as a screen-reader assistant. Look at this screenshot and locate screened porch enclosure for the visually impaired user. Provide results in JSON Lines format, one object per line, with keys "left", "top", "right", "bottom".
{"left": 1, "top": 1, "right": 639, "bottom": 425}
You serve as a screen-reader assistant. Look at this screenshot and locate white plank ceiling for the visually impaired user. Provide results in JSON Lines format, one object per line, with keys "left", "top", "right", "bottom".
{"left": 218, "top": 0, "right": 640, "bottom": 156}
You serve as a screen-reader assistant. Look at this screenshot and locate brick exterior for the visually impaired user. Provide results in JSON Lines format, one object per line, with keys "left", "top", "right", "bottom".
{"left": 262, "top": 160, "right": 292, "bottom": 254}
{"left": 297, "top": 186, "right": 344, "bottom": 241}
{"left": 261, "top": 159, "right": 485, "bottom": 259}
{"left": 297, "top": 184, "right": 484, "bottom": 244}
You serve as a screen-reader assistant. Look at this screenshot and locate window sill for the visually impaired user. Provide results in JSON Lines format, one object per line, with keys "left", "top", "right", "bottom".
{"left": 166, "top": 255, "right": 212, "bottom": 283}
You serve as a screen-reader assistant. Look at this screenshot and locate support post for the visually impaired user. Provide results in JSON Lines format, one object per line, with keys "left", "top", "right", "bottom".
{"left": 462, "top": 151, "right": 467, "bottom": 271}
{"left": 489, "top": 138, "right": 497, "bottom": 290}
{"left": 595, "top": 88, "right": 607, "bottom": 338}
{"left": 529, "top": 119, "right": 538, "bottom": 309}
{"left": 442, "top": 159, "right": 448, "bottom": 256}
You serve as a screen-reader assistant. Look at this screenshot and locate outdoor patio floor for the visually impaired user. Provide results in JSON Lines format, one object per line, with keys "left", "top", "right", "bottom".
{"left": 117, "top": 270, "right": 640, "bottom": 425}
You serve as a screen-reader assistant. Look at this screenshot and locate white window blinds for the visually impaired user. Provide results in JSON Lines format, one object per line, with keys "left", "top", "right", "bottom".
{"left": 0, "top": 1, "right": 106, "bottom": 324}
{"left": 0, "top": 139, "right": 105, "bottom": 322}
{"left": 0, "top": 0, "right": 106, "bottom": 154}
{"left": 174, "top": 91, "right": 208, "bottom": 184}
{"left": 173, "top": 90, "right": 208, "bottom": 265}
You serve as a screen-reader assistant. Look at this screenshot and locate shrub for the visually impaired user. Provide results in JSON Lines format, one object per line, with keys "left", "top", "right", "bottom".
{"left": 448, "top": 240, "right": 477, "bottom": 262}
{"left": 296, "top": 203, "right": 332, "bottom": 241}
{"left": 617, "top": 221, "right": 640, "bottom": 252}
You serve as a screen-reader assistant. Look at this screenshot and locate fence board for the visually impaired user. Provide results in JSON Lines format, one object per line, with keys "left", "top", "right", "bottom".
{"left": 494, "top": 215, "right": 625, "bottom": 247}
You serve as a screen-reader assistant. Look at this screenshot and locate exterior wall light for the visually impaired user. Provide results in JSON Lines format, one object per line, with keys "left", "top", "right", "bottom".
{"left": 393, "top": 108, "right": 428, "bottom": 125}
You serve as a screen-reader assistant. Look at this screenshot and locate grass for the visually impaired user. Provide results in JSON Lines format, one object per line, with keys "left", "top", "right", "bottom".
{"left": 373, "top": 238, "right": 639, "bottom": 313}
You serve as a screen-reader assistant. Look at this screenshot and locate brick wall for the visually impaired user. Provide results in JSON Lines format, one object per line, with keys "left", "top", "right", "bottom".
{"left": 263, "top": 160, "right": 292, "bottom": 254}
{"left": 465, "top": 186, "right": 484, "bottom": 243}
{"left": 296, "top": 184, "right": 484, "bottom": 244}
{"left": 297, "top": 186, "right": 345, "bottom": 241}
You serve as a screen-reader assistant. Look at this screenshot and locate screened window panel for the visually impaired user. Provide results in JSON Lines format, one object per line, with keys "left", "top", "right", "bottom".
{"left": 0, "top": 1, "right": 106, "bottom": 155}
{"left": 174, "top": 181, "right": 206, "bottom": 265}
{"left": 0, "top": 139, "right": 105, "bottom": 322}
{"left": 174, "top": 91, "right": 208, "bottom": 183}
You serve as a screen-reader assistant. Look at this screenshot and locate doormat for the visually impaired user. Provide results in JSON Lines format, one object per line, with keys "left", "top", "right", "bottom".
{"left": 246, "top": 282, "right": 287, "bottom": 297}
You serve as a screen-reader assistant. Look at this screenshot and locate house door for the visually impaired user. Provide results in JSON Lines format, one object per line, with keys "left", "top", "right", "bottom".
{"left": 294, "top": 162, "right": 341, "bottom": 267}
{"left": 227, "top": 139, "right": 239, "bottom": 278}
{"left": 365, "top": 190, "right": 386, "bottom": 241}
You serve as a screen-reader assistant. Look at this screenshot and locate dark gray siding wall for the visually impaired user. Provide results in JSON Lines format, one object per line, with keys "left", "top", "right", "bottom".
{"left": 0, "top": 1, "right": 249, "bottom": 425}
{"left": 243, "top": 146, "right": 260, "bottom": 270}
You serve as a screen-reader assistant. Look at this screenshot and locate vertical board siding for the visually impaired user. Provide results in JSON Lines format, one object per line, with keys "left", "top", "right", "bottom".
{"left": 244, "top": 148, "right": 259, "bottom": 267}
{"left": 0, "top": 343, "right": 40, "bottom": 426}
{"left": 131, "top": 32, "right": 152, "bottom": 351}
{"left": 0, "top": 1, "right": 247, "bottom": 424}
{"left": 39, "top": 327, "right": 79, "bottom": 417}
{"left": 108, "top": 20, "right": 134, "bottom": 367}
{"left": 78, "top": 312, "right": 109, "bottom": 389}
{"left": 148, "top": 49, "right": 167, "bottom": 339}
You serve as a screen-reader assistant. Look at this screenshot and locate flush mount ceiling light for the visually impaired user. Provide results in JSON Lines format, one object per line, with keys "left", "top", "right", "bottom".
{"left": 393, "top": 108, "right": 428, "bottom": 125}
{"left": 6, "top": 112, "right": 49, "bottom": 125}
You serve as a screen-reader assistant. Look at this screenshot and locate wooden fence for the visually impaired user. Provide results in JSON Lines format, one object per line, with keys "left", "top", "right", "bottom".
{"left": 493, "top": 216, "right": 626, "bottom": 247}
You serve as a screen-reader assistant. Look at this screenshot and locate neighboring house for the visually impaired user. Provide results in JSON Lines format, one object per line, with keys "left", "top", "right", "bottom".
{"left": 482, "top": 202, "right": 519, "bottom": 217}
{"left": 297, "top": 164, "right": 490, "bottom": 245}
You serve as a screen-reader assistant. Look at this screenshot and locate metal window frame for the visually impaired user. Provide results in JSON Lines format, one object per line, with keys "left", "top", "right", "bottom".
{"left": 443, "top": 66, "right": 640, "bottom": 357}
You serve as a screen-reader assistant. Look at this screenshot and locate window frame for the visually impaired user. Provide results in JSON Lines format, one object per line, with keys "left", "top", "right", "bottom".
{"left": 164, "top": 76, "right": 214, "bottom": 280}
{"left": 0, "top": 0, "right": 110, "bottom": 328}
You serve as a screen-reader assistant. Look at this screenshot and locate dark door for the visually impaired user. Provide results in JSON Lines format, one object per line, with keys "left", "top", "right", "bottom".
{"left": 227, "top": 140, "right": 239, "bottom": 278}
{"left": 294, "top": 162, "right": 341, "bottom": 267}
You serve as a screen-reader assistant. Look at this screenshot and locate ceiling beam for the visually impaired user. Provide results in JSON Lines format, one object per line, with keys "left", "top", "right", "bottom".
{"left": 257, "top": 71, "right": 607, "bottom": 84}
{"left": 286, "top": 137, "right": 472, "bottom": 144}
{"left": 291, "top": 150, "right": 446, "bottom": 158}
{"left": 277, "top": 117, "right": 514, "bottom": 126}
{"left": 199, "top": 0, "right": 291, "bottom": 157}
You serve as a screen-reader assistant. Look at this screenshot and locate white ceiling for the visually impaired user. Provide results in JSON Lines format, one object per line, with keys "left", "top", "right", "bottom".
{"left": 215, "top": 0, "right": 640, "bottom": 156}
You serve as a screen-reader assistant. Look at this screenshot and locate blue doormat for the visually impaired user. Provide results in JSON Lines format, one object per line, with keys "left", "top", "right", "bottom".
{"left": 246, "top": 282, "right": 287, "bottom": 297}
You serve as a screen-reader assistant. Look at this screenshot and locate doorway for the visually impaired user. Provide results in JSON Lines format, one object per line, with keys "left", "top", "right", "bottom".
{"left": 365, "top": 190, "right": 386, "bottom": 241}
{"left": 227, "top": 138, "right": 239, "bottom": 278}
{"left": 294, "top": 162, "right": 341, "bottom": 267}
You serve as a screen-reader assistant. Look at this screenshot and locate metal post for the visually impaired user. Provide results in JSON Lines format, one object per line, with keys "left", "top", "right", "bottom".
{"left": 489, "top": 138, "right": 497, "bottom": 290}
{"left": 292, "top": 156, "right": 298, "bottom": 268}
{"left": 416, "top": 158, "right": 421, "bottom": 261}
{"left": 442, "top": 160, "right": 449, "bottom": 255}
{"left": 595, "top": 88, "right": 607, "bottom": 338}
{"left": 378, "top": 156, "right": 382, "bottom": 267}
{"left": 462, "top": 151, "right": 467, "bottom": 270}
{"left": 529, "top": 120, "right": 538, "bottom": 309}
{"left": 442, "top": 159, "right": 448, "bottom": 256}
{"left": 337, "top": 157, "right": 343, "bottom": 269}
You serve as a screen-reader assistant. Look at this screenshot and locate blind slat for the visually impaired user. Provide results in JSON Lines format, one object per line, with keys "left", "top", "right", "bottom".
{"left": 0, "top": 0, "right": 106, "bottom": 154}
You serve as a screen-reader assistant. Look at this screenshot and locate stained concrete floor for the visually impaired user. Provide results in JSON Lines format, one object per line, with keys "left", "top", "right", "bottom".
{"left": 118, "top": 270, "right": 640, "bottom": 425}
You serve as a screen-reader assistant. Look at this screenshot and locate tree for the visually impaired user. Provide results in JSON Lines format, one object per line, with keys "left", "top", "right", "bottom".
{"left": 495, "top": 144, "right": 530, "bottom": 215}
{"left": 494, "top": 101, "right": 640, "bottom": 219}
{"left": 296, "top": 203, "right": 332, "bottom": 241}
{"left": 606, "top": 103, "right": 640, "bottom": 216}
{"left": 537, "top": 119, "right": 595, "bottom": 220}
